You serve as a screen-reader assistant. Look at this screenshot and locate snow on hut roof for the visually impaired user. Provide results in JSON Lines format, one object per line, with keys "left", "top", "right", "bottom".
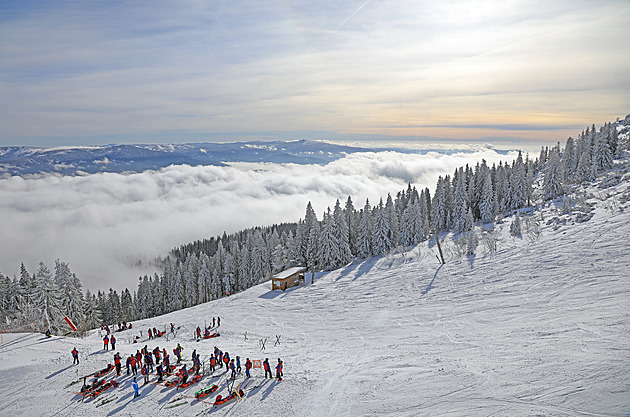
{"left": 272, "top": 266, "right": 306, "bottom": 280}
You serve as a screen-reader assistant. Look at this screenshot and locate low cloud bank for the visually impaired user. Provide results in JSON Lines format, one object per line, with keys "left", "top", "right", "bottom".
{"left": 0, "top": 148, "right": 518, "bottom": 292}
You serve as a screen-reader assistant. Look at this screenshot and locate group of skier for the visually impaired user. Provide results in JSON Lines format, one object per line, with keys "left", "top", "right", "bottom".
{"left": 101, "top": 322, "right": 133, "bottom": 335}
{"left": 102, "top": 334, "right": 116, "bottom": 350}
{"left": 71, "top": 317, "right": 285, "bottom": 403}
{"left": 147, "top": 326, "right": 164, "bottom": 339}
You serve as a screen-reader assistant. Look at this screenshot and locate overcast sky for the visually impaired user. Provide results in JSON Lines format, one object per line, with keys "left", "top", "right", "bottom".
{"left": 0, "top": 148, "right": 518, "bottom": 292}
{"left": 1, "top": 0, "right": 629, "bottom": 147}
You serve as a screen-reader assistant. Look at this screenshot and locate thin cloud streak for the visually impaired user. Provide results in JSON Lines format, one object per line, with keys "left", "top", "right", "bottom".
{"left": 0, "top": 148, "right": 518, "bottom": 292}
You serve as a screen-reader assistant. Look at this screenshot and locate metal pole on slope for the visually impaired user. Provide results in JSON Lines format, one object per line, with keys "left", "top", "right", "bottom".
{"left": 434, "top": 231, "right": 446, "bottom": 265}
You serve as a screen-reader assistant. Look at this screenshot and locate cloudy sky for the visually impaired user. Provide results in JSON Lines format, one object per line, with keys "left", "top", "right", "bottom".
{"left": 0, "top": 148, "right": 517, "bottom": 292}
{"left": 1, "top": 0, "right": 629, "bottom": 148}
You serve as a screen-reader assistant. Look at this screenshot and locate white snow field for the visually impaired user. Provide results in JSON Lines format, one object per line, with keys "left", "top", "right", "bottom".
{"left": 1, "top": 175, "right": 630, "bottom": 416}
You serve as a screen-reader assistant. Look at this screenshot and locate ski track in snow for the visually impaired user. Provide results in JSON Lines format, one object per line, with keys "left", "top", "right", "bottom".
{"left": 1, "top": 177, "right": 630, "bottom": 416}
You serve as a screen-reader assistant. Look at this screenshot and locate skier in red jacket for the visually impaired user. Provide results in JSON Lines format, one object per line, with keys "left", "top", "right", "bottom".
{"left": 103, "top": 335, "right": 109, "bottom": 350}
{"left": 276, "top": 359, "right": 283, "bottom": 380}
{"left": 71, "top": 347, "right": 79, "bottom": 365}
{"left": 263, "top": 358, "right": 272, "bottom": 379}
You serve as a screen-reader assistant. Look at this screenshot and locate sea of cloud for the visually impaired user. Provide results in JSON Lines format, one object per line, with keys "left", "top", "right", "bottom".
{"left": 0, "top": 148, "right": 519, "bottom": 293}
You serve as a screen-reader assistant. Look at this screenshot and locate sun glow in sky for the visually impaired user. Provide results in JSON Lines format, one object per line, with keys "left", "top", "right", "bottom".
{"left": 1, "top": 0, "right": 629, "bottom": 147}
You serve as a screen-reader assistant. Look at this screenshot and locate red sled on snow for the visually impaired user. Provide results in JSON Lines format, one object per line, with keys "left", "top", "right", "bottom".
{"left": 180, "top": 373, "right": 203, "bottom": 388}
{"left": 92, "top": 364, "right": 114, "bottom": 377}
{"left": 79, "top": 379, "right": 119, "bottom": 398}
{"left": 214, "top": 389, "right": 244, "bottom": 406}
{"left": 203, "top": 332, "right": 220, "bottom": 339}
{"left": 164, "top": 373, "right": 203, "bottom": 388}
{"left": 194, "top": 384, "right": 218, "bottom": 400}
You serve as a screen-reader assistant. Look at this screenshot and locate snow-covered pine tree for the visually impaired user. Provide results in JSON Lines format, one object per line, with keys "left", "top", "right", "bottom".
{"left": 333, "top": 199, "right": 353, "bottom": 266}
{"left": 418, "top": 190, "right": 431, "bottom": 240}
{"left": 250, "top": 229, "right": 269, "bottom": 286}
{"left": 170, "top": 268, "right": 184, "bottom": 312}
{"left": 306, "top": 217, "right": 320, "bottom": 273}
{"left": 319, "top": 208, "right": 341, "bottom": 270}
{"left": 478, "top": 167, "right": 497, "bottom": 224}
{"left": 120, "top": 288, "right": 134, "bottom": 322}
{"left": 356, "top": 200, "right": 373, "bottom": 258}
{"left": 466, "top": 229, "right": 479, "bottom": 255}
{"left": 0, "top": 273, "right": 8, "bottom": 313}
{"left": 452, "top": 167, "right": 469, "bottom": 233}
{"left": 372, "top": 199, "right": 393, "bottom": 255}
{"left": 575, "top": 129, "right": 593, "bottom": 182}
{"left": 107, "top": 288, "right": 122, "bottom": 324}
{"left": 495, "top": 163, "right": 509, "bottom": 214}
{"left": 31, "top": 262, "right": 63, "bottom": 333}
{"left": 562, "top": 137, "right": 577, "bottom": 181}
{"left": 543, "top": 148, "right": 564, "bottom": 200}
{"left": 385, "top": 194, "right": 399, "bottom": 247}
{"left": 150, "top": 273, "right": 164, "bottom": 316}
{"left": 53, "top": 260, "right": 84, "bottom": 328}
{"left": 344, "top": 196, "right": 359, "bottom": 256}
{"left": 195, "top": 252, "right": 208, "bottom": 303}
{"left": 510, "top": 151, "right": 527, "bottom": 210}
{"left": 183, "top": 253, "right": 199, "bottom": 307}
{"left": 3, "top": 277, "right": 18, "bottom": 314}
{"left": 399, "top": 198, "right": 416, "bottom": 246}
{"left": 593, "top": 130, "right": 613, "bottom": 174}
{"left": 432, "top": 176, "right": 448, "bottom": 231}
{"left": 82, "top": 289, "right": 102, "bottom": 331}
{"left": 510, "top": 213, "right": 522, "bottom": 237}
{"left": 464, "top": 207, "right": 474, "bottom": 232}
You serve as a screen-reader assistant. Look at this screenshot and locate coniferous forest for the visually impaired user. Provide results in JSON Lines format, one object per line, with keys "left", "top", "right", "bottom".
{"left": 1, "top": 116, "right": 628, "bottom": 335}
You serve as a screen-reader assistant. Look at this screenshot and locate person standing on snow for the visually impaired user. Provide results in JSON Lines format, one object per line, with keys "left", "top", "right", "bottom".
{"left": 174, "top": 344, "right": 183, "bottom": 364}
{"left": 103, "top": 335, "right": 109, "bottom": 350}
{"left": 223, "top": 351, "right": 230, "bottom": 370}
{"left": 276, "top": 359, "right": 283, "bottom": 380}
{"left": 71, "top": 347, "right": 79, "bottom": 365}
{"left": 114, "top": 353, "right": 122, "bottom": 376}
{"left": 141, "top": 363, "right": 149, "bottom": 385}
{"left": 217, "top": 317, "right": 220, "bottom": 327}
{"left": 110, "top": 334, "right": 116, "bottom": 350}
{"left": 132, "top": 377, "right": 140, "bottom": 398}
{"left": 156, "top": 363, "right": 164, "bottom": 383}
{"left": 209, "top": 354, "right": 216, "bottom": 372}
{"left": 263, "top": 358, "right": 272, "bottom": 379}
{"left": 245, "top": 358, "right": 252, "bottom": 378}
{"left": 193, "top": 353, "right": 201, "bottom": 375}
{"left": 229, "top": 359, "right": 236, "bottom": 379}
{"left": 130, "top": 355, "right": 138, "bottom": 375}
{"left": 236, "top": 356, "right": 241, "bottom": 374}
{"left": 217, "top": 350, "right": 223, "bottom": 368}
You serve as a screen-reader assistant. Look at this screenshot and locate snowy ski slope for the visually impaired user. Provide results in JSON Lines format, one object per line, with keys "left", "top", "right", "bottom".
{"left": 1, "top": 174, "right": 629, "bottom": 416}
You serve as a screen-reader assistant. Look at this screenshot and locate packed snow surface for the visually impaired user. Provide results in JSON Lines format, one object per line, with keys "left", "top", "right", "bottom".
{"left": 1, "top": 182, "right": 629, "bottom": 416}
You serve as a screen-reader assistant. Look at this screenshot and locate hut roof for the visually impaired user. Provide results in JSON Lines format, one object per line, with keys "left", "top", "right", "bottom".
{"left": 272, "top": 266, "right": 306, "bottom": 280}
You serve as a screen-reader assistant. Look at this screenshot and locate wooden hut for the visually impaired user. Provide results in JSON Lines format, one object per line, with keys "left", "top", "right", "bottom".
{"left": 271, "top": 267, "right": 306, "bottom": 291}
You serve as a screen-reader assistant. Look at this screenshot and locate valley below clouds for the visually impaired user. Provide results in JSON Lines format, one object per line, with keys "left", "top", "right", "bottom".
{"left": 0, "top": 147, "right": 518, "bottom": 292}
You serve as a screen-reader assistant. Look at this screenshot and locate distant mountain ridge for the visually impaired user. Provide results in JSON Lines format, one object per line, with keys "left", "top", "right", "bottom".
{"left": 0, "top": 140, "right": 511, "bottom": 177}
{"left": 0, "top": 140, "right": 370, "bottom": 176}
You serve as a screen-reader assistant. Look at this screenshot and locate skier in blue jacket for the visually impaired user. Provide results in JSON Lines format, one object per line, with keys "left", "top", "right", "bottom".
{"left": 132, "top": 377, "right": 140, "bottom": 398}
